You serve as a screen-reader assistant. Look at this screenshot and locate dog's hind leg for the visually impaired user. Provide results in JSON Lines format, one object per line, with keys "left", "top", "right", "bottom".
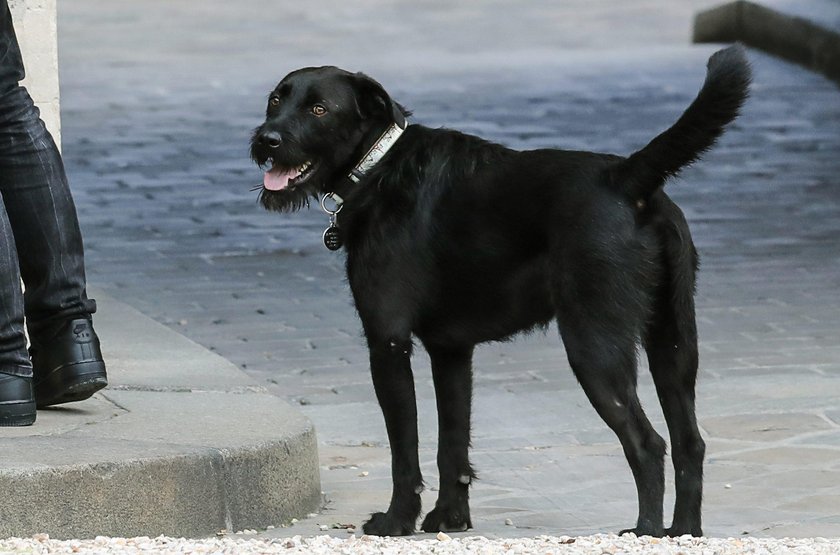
{"left": 362, "top": 334, "right": 423, "bottom": 536}
{"left": 645, "top": 298, "right": 703, "bottom": 537}
{"left": 556, "top": 295, "right": 666, "bottom": 536}
{"left": 420, "top": 343, "right": 476, "bottom": 533}
{"left": 645, "top": 225, "right": 704, "bottom": 537}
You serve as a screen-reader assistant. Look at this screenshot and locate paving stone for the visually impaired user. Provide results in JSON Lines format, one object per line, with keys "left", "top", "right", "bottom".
{"left": 701, "top": 412, "right": 833, "bottom": 442}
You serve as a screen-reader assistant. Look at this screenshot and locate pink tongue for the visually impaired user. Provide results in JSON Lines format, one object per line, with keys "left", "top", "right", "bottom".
{"left": 263, "top": 168, "right": 297, "bottom": 191}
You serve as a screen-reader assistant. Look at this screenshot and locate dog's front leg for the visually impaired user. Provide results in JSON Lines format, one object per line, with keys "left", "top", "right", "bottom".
{"left": 421, "top": 344, "right": 475, "bottom": 533}
{"left": 362, "top": 337, "right": 423, "bottom": 536}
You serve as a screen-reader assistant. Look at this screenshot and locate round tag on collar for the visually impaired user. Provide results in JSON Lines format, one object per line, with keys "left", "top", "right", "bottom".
{"left": 323, "top": 225, "right": 343, "bottom": 251}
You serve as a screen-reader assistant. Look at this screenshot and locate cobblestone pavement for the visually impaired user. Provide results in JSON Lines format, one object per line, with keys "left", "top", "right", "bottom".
{"left": 57, "top": 0, "right": 839, "bottom": 540}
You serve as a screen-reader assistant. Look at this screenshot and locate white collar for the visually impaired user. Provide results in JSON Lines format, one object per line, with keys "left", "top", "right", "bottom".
{"left": 347, "top": 120, "right": 408, "bottom": 183}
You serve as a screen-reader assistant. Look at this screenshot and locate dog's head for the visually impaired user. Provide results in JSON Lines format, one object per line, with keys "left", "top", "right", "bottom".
{"left": 251, "top": 66, "right": 405, "bottom": 212}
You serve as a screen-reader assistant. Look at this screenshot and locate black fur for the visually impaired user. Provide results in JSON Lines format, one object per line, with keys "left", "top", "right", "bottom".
{"left": 252, "top": 46, "right": 751, "bottom": 537}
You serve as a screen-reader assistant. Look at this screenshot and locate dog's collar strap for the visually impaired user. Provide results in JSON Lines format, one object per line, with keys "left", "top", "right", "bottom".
{"left": 348, "top": 120, "right": 407, "bottom": 184}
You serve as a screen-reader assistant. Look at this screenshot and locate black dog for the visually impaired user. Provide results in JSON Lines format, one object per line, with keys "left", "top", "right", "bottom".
{"left": 251, "top": 46, "right": 750, "bottom": 537}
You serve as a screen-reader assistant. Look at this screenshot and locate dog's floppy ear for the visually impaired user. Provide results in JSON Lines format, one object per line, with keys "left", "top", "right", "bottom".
{"left": 349, "top": 72, "right": 393, "bottom": 120}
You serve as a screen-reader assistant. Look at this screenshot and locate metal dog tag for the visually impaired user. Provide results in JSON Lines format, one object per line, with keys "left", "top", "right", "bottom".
{"left": 320, "top": 194, "right": 344, "bottom": 251}
{"left": 323, "top": 223, "right": 343, "bottom": 251}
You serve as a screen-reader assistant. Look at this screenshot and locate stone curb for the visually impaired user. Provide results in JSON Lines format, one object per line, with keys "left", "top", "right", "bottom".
{"left": 694, "top": 0, "right": 840, "bottom": 84}
{"left": 0, "top": 290, "right": 321, "bottom": 539}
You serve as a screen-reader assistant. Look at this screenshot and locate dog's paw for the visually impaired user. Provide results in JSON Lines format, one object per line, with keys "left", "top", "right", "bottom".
{"left": 420, "top": 504, "right": 472, "bottom": 533}
{"left": 362, "top": 512, "right": 415, "bottom": 536}
{"left": 664, "top": 525, "right": 703, "bottom": 537}
{"left": 619, "top": 525, "right": 665, "bottom": 538}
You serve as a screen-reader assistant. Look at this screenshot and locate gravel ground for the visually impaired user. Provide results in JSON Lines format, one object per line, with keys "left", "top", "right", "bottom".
{"left": 2, "top": 534, "right": 840, "bottom": 554}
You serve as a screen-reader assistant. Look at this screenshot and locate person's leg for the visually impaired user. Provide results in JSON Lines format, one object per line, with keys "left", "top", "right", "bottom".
{"left": 0, "top": 86, "right": 97, "bottom": 328}
{"left": 0, "top": 0, "right": 25, "bottom": 97}
{"left": 0, "top": 85, "right": 107, "bottom": 408}
{"left": 0, "top": 195, "right": 36, "bottom": 426}
{"left": 0, "top": 0, "right": 35, "bottom": 425}
{"left": 0, "top": 200, "right": 30, "bottom": 376}
{"left": 0, "top": 0, "right": 106, "bottom": 408}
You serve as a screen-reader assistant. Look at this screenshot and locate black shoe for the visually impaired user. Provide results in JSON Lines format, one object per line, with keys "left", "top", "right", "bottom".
{"left": 0, "top": 373, "right": 36, "bottom": 426}
{"left": 31, "top": 317, "right": 108, "bottom": 408}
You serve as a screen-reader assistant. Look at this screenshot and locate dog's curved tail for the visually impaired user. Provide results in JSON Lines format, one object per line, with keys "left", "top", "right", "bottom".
{"left": 613, "top": 45, "right": 751, "bottom": 200}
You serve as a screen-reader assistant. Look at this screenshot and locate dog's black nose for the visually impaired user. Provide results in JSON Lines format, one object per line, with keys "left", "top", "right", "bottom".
{"left": 259, "top": 130, "right": 283, "bottom": 148}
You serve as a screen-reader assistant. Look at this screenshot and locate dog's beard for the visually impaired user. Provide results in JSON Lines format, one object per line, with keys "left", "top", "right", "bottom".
{"left": 251, "top": 140, "right": 318, "bottom": 212}
{"left": 258, "top": 186, "right": 314, "bottom": 213}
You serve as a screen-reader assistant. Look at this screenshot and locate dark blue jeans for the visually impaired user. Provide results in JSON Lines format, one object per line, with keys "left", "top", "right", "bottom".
{"left": 0, "top": 0, "right": 95, "bottom": 378}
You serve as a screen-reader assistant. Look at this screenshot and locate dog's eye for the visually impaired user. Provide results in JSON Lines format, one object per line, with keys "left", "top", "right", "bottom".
{"left": 269, "top": 96, "right": 280, "bottom": 107}
{"left": 311, "top": 104, "right": 327, "bottom": 116}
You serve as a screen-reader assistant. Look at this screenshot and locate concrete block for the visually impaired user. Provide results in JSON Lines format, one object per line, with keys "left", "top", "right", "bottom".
{"left": 0, "top": 441, "right": 226, "bottom": 539}
{"left": 694, "top": 0, "right": 840, "bottom": 85}
{"left": 8, "top": 0, "right": 61, "bottom": 146}
{"left": 0, "top": 294, "right": 321, "bottom": 539}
